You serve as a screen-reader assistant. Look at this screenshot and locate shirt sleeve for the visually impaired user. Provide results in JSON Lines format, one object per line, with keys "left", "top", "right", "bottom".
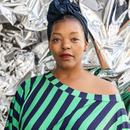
{"left": 121, "top": 91, "right": 130, "bottom": 116}
{"left": 4, "top": 76, "right": 37, "bottom": 130}
{"left": 115, "top": 101, "right": 130, "bottom": 130}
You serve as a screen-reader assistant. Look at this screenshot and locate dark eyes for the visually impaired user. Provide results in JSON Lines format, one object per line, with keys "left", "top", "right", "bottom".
{"left": 51, "top": 37, "right": 79, "bottom": 43}
{"left": 71, "top": 38, "right": 79, "bottom": 42}
{"left": 51, "top": 38, "right": 61, "bottom": 43}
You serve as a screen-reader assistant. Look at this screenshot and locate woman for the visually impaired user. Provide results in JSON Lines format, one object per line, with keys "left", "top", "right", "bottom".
{"left": 5, "top": 0, "right": 130, "bottom": 130}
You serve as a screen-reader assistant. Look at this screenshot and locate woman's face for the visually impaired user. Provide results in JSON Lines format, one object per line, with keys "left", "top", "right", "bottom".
{"left": 49, "top": 18, "right": 87, "bottom": 70}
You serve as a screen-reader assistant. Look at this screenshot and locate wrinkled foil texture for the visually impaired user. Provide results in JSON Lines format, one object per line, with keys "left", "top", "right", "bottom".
{"left": 0, "top": 0, "right": 130, "bottom": 129}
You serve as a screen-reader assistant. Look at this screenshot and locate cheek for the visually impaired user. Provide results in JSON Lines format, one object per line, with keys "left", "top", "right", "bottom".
{"left": 74, "top": 45, "right": 85, "bottom": 55}
{"left": 49, "top": 44, "right": 59, "bottom": 53}
{"left": 49, "top": 46, "right": 61, "bottom": 60}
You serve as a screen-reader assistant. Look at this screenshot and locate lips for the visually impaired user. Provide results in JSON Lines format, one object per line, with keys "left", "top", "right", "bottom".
{"left": 59, "top": 53, "right": 73, "bottom": 60}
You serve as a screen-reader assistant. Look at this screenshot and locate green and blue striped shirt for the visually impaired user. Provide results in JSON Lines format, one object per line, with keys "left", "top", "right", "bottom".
{"left": 5, "top": 71, "right": 130, "bottom": 130}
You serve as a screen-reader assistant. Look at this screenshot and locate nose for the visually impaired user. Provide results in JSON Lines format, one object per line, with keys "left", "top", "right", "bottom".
{"left": 62, "top": 39, "right": 71, "bottom": 50}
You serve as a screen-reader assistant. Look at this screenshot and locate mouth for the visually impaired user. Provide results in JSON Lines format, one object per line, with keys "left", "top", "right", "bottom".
{"left": 59, "top": 53, "right": 73, "bottom": 60}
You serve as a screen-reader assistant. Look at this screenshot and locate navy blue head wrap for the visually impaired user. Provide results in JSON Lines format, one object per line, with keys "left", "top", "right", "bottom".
{"left": 47, "top": 0, "right": 88, "bottom": 41}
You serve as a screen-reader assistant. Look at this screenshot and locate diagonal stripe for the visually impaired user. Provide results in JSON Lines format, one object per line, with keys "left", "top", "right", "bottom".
{"left": 23, "top": 84, "right": 58, "bottom": 130}
{"left": 12, "top": 125, "right": 17, "bottom": 130}
{"left": 46, "top": 94, "right": 74, "bottom": 130}
{"left": 87, "top": 101, "right": 115, "bottom": 129}
{"left": 109, "top": 109, "right": 130, "bottom": 130}
{"left": 15, "top": 92, "right": 24, "bottom": 107}
{"left": 12, "top": 117, "right": 19, "bottom": 129}
{"left": 59, "top": 99, "right": 88, "bottom": 130}
{"left": 19, "top": 76, "right": 46, "bottom": 128}
{"left": 21, "top": 76, "right": 45, "bottom": 117}
{"left": 110, "top": 115, "right": 130, "bottom": 130}
{"left": 20, "top": 79, "right": 49, "bottom": 126}
{"left": 94, "top": 95, "right": 102, "bottom": 100}
{"left": 23, "top": 76, "right": 37, "bottom": 99}
{"left": 21, "top": 82, "right": 53, "bottom": 129}
{"left": 39, "top": 90, "right": 70, "bottom": 129}
{"left": 13, "top": 108, "right": 19, "bottom": 123}
{"left": 31, "top": 89, "right": 62, "bottom": 129}
{"left": 104, "top": 108, "right": 127, "bottom": 130}
{"left": 19, "top": 81, "right": 25, "bottom": 102}
{"left": 71, "top": 101, "right": 101, "bottom": 130}
{"left": 65, "top": 87, "right": 74, "bottom": 94}
{"left": 52, "top": 96, "right": 82, "bottom": 130}
{"left": 117, "top": 122, "right": 130, "bottom": 130}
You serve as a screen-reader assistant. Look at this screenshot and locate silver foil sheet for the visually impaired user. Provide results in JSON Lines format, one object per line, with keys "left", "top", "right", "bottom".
{"left": 0, "top": 0, "right": 130, "bottom": 129}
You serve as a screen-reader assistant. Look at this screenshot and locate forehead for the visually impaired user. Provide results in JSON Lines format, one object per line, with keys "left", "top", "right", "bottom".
{"left": 52, "top": 18, "right": 84, "bottom": 33}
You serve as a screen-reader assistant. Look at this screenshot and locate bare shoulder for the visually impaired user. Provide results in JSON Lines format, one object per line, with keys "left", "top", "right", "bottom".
{"left": 91, "top": 74, "right": 119, "bottom": 95}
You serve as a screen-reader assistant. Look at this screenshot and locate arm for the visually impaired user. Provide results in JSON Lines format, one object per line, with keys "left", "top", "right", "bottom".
{"left": 116, "top": 102, "right": 130, "bottom": 130}
{"left": 4, "top": 76, "right": 37, "bottom": 130}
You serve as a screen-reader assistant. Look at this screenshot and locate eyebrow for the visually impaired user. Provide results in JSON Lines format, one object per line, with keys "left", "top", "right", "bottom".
{"left": 70, "top": 32, "right": 79, "bottom": 34}
{"left": 51, "top": 33, "right": 61, "bottom": 36}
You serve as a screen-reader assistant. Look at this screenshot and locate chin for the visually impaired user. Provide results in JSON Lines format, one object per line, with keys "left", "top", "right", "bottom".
{"left": 57, "top": 62, "right": 76, "bottom": 69}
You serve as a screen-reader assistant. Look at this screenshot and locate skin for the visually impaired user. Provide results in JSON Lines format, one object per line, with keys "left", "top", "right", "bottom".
{"left": 49, "top": 18, "right": 119, "bottom": 95}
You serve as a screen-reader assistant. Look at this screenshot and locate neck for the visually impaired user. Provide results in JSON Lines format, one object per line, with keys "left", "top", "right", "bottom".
{"left": 52, "top": 65, "right": 85, "bottom": 80}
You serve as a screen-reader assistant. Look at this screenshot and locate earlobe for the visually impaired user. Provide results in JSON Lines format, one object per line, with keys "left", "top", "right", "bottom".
{"left": 84, "top": 47, "right": 87, "bottom": 52}
{"left": 84, "top": 41, "right": 88, "bottom": 51}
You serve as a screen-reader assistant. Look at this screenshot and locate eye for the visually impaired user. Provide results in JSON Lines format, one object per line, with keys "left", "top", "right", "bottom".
{"left": 51, "top": 38, "right": 61, "bottom": 43}
{"left": 71, "top": 38, "right": 79, "bottom": 43}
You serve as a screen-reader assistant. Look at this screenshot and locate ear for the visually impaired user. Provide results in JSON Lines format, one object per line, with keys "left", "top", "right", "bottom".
{"left": 84, "top": 41, "right": 88, "bottom": 51}
{"left": 48, "top": 41, "right": 52, "bottom": 51}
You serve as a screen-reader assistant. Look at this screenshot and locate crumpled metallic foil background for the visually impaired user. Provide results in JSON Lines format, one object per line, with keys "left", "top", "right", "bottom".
{"left": 0, "top": 0, "right": 130, "bottom": 129}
